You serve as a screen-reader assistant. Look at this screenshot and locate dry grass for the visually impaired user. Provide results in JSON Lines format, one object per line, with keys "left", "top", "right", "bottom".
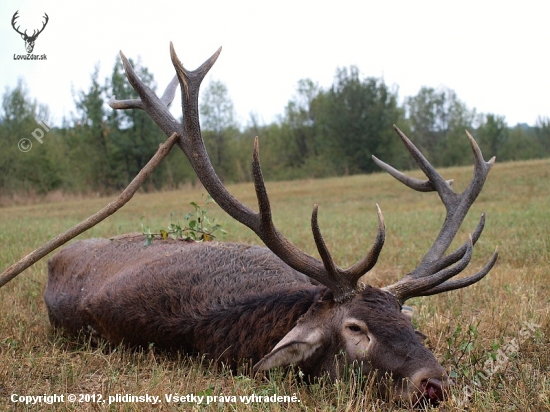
{"left": 0, "top": 158, "right": 548, "bottom": 411}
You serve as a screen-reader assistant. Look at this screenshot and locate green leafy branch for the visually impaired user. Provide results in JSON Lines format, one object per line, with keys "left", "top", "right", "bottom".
{"left": 141, "top": 195, "right": 226, "bottom": 246}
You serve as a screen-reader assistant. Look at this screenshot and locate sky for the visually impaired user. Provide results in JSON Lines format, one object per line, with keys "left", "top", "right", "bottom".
{"left": 1, "top": 0, "right": 549, "bottom": 128}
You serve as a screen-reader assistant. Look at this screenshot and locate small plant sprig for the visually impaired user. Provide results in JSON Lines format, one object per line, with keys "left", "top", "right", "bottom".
{"left": 444, "top": 321, "right": 484, "bottom": 381}
{"left": 141, "top": 195, "right": 226, "bottom": 246}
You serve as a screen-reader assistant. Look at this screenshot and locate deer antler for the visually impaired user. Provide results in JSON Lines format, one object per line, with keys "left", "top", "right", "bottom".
{"left": 31, "top": 13, "right": 49, "bottom": 40}
{"left": 109, "top": 44, "right": 385, "bottom": 302}
{"left": 376, "top": 126, "right": 498, "bottom": 303}
{"left": 11, "top": 11, "right": 49, "bottom": 40}
{"left": 11, "top": 11, "right": 25, "bottom": 37}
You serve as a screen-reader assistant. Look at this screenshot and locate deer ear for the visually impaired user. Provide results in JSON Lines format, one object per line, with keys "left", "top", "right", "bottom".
{"left": 401, "top": 305, "right": 414, "bottom": 321}
{"left": 253, "top": 326, "right": 324, "bottom": 372}
{"left": 401, "top": 305, "right": 427, "bottom": 342}
{"left": 415, "top": 330, "right": 428, "bottom": 343}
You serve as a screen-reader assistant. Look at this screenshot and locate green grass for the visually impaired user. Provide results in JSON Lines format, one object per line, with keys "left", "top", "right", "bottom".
{"left": 0, "top": 157, "right": 548, "bottom": 411}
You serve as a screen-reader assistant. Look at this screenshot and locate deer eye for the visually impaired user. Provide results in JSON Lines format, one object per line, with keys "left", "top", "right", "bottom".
{"left": 347, "top": 324, "right": 362, "bottom": 333}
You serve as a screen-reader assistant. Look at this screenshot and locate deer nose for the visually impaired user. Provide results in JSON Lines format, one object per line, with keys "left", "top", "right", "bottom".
{"left": 408, "top": 367, "right": 448, "bottom": 405}
{"left": 420, "top": 378, "right": 445, "bottom": 404}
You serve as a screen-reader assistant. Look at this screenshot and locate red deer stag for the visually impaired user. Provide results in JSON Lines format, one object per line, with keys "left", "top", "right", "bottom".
{"left": 43, "top": 44, "right": 498, "bottom": 406}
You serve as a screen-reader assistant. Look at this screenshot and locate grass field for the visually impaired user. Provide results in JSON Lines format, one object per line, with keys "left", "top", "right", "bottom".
{"left": 0, "top": 156, "right": 548, "bottom": 411}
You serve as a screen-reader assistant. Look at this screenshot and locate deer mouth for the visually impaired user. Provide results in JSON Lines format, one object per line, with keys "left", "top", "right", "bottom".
{"left": 378, "top": 373, "right": 447, "bottom": 407}
{"left": 411, "top": 378, "right": 446, "bottom": 407}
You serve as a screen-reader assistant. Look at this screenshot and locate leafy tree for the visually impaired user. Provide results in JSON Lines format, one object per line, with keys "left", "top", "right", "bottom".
{"left": 534, "top": 116, "right": 550, "bottom": 157}
{"left": 71, "top": 65, "right": 113, "bottom": 191}
{"left": 107, "top": 59, "right": 167, "bottom": 190}
{"left": 476, "top": 114, "right": 508, "bottom": 158}
{"left": 281, "top": 79, "right": 320, "bottom": 167}
{"left": 200, "top": 79, "right": 239, "bottom": 181}
{"left": 404, "top": 87, "right": 476, "bottom": 166}
{"left": 2, "top": 58, "right": 549, "bottom": 201}
{"left": 497, "top": 124, "right": 539, "bottom": 161}
{"left": 0, "top": 79, "right": 60, "bottom": 194}
{"left": 315, "top": 66, "right": 402, "bottom": 174}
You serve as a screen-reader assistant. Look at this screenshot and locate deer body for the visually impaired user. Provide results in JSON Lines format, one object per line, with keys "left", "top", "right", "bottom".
{"left": 45, "top": 234, "right": 445, "bottom": 400}
{"left": 45, "top": 237, "right": 313, "bottom": 361}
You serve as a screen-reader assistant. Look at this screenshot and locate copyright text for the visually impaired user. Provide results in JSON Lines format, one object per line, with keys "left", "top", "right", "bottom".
{"left": 10, "top": 392, "right": 301, "bottom": 405}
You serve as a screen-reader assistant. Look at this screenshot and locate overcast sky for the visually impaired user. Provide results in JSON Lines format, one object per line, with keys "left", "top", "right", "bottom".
{"left": 1, "top": 0, "right": 549, "bottom": 128}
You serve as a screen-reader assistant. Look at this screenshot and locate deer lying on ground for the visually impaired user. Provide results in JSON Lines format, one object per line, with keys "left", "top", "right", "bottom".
{"left": 42, "top": 44, "right": 497, "bottom": 406}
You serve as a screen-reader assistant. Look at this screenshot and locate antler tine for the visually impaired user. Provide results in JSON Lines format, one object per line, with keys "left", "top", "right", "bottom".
{"left": 418, "top": 247, "right": 498, "bottom": 297}
{"left": 36, "top": 13, "right": 48, "bottom": 36}
{"left": 384, "top": 235, "right": 475, "bottom": 300}
{"left": 108, "top": 96, "right": 145, "bottom": 110}
{"left": 379, "top": 127, "right": 497, "bottom": 303}
{"left": 11, "top": 11, "right": 25, "bottom": 36}
{"left": 392, "top": 125, "right": 455, "bottom": 200}
{"left": 382, "top": 214, "right": 487, "bottom": 301}
{"left": 345, "top": 204, "right": 385, "bottom": 280}
{"left": 251, "top": 137, "right": 273, "bottom": 224}
{"left": 430, "top": 213, "right": 485, "bottom": 273}
{"left": 109, "top": 75, "right": 178, "bottom": 111}
{"left": 160, "top": 76, "right": 179, "bottom": 106}
{"left": 170, "top": 42, "right": 222, "bottom": 103}
{"left": 108, "top": 51, "right": 181, "bottom": 136}
{"left": 371, "top": 155, "right": 454, "bottom": 192}
{"left": 311, "top": 205, "right": 343, "bottom": 285}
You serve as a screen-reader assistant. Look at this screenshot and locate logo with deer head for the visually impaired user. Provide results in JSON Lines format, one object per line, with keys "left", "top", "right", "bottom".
{"left": 11, "top": 10, "right": 49, "bottom": 54}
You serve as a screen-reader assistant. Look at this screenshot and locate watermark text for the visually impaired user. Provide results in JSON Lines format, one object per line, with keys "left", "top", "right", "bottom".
{"left": 18, "top": 119, "right": 51, "bottom": 152}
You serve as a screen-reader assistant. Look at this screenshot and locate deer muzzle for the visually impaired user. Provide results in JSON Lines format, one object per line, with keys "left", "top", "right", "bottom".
{"left": 408, "top": 368, "right": 449, "bottom": 406}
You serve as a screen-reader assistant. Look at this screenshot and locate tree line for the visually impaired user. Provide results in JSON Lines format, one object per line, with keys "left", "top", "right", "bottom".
{"left": 1, "top": 59, "right": 549, "bottom": 198}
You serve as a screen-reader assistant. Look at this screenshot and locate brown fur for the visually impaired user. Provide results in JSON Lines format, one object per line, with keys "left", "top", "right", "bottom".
{"left": 46, "top": 236, "right": 315, "bottom": 359}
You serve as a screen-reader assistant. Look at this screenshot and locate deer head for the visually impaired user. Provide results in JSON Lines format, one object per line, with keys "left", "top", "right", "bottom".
{"left": 11, "top": 11, "right": 49, "bottom": 53}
